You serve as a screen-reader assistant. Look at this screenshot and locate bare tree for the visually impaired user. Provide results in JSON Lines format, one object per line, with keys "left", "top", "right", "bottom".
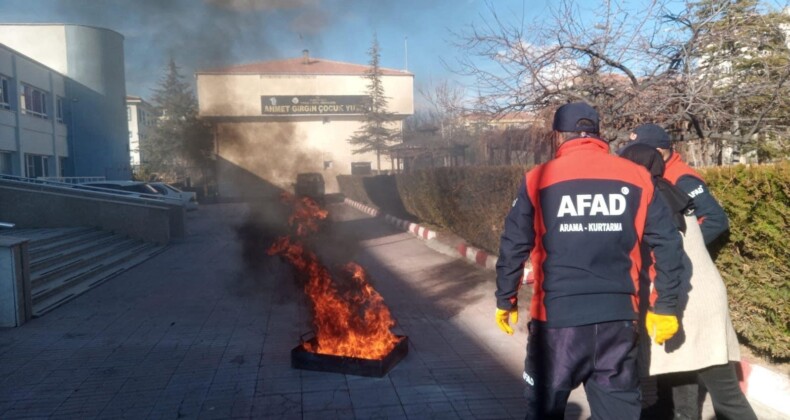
{"left": 668, "top": 0, "right": 790, "bottom": 162}
{"left": 454, "top": 0, "right": 682, "bottom": 140}
{"left": 452, "top": 0, "right": 790, "bottom": 162}
{"left": 418, "top": 80, "right": 471, "bottom": 143}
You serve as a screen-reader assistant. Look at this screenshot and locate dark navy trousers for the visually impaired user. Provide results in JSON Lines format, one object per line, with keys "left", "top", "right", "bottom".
{"left": 524, "top": 320, "right": 640, "bottom": 419}
{"left": 641, "top": 362, "right": 757, "bottom": 420}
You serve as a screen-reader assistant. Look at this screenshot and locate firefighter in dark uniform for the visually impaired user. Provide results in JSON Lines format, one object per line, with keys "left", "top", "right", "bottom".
{"left": 627, "top": 123, "right": 729, "bottom": 245}
{"left": 494, "top": 103, "right": 684, "bottom": 419}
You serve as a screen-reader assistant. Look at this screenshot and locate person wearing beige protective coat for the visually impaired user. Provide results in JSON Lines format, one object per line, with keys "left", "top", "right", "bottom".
{"left": 620, "top": 144, "right": 756, "bottom": 420}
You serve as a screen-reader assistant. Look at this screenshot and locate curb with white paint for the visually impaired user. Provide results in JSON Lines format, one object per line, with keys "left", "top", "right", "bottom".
{"left": 342, "top": 197, "right": 789, "bottom": 416}
{"left": 740, "top": 359, "right": 790, "bottom": 416}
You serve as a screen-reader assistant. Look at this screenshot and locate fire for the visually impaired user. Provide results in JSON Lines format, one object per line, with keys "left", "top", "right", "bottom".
{"left": 279, "top": 192, "right": 328, "bottom": 237}
{"left": 268, "top": 194, "right": 399, "bottom": 359}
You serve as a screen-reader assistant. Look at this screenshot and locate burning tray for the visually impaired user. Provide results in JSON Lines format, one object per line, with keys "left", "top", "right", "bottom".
{"left": 291, "top": 335, "right": 409, "bottom": 377}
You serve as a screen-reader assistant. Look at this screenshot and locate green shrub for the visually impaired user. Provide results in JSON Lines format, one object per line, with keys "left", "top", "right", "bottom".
{"left": 700, "top": 162, "right": 790, "bottom": 359}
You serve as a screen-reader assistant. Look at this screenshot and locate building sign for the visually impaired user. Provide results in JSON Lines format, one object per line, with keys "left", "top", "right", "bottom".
{"left": 261, "top": 95, "right": 369, "bottom": 115}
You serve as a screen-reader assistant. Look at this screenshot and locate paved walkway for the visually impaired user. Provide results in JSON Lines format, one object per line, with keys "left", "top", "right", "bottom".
{"left": 0, "top": 202, "right": 782, "bottom": 419}
{"left": 0, "top": 202, "right": 533, "bottom": 419}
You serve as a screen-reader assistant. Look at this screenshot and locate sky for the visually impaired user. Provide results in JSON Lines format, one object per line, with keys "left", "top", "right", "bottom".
{"left": 0, "top": 0, "right": 553, "bottom": 106}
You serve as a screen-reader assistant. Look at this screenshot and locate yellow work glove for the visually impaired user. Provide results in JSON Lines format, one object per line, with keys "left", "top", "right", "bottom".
{"left": 646, "top": 311, "right": 679, "bottom": 344}
{"left": 495, "top": 307, "right": 518, "bottom": 335}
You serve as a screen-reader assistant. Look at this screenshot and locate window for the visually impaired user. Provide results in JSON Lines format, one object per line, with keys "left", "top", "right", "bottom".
{"left": 20, "top": 84, "right": 48, "bottom": 118}
{"left": 127, "top": 106, "right": 131, "bottom": 121}
{"left": 351, "top": 162, "right": 372, "bottom": 175}
{"left": 25, "top": 154, "right": 49, "bottom": 178}
{"left": 56, "top": 96, "right": 65, "bottom": 124}
{"left": 0, "top": 76, "right": 9, "bottom": 110}
{"left": 0, "top": 152, "right": 12, "bottom": 175}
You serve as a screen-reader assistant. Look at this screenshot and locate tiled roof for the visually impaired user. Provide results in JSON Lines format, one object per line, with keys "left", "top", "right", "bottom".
{"left": 199, "top": 56, "right": 411, "bottom": 76}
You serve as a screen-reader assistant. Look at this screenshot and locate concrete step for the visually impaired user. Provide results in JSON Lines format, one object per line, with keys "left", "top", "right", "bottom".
{"left": 29, "top": 232, "right": 119, "bottom": 272}
{"left": 0, "top": 227, "right": 91, "bottom": 244}
{"left": 29, "top": 228, "right": 108, "bottom": 259}
{"left": 31, "top": 237, "right": 142, "bottom": 290}
{"left": 31, "top": 242, "right": 167, "bottom": 316}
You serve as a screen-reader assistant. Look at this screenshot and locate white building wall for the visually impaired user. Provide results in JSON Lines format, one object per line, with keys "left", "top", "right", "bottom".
{"left": 197, "top": 70, "right": 413, "bottom": 198}
{"left": 0, "top": 43, "right": 70, "bottom": 178}
{"left": 0, "top": 26, "right": 68, "bottom": 75}
{"left": 199, "top": 73, "right": 413, "bottom": 117}
{"left": 127, "top": 103, "right": 140, "bottom": 166}
{"left": 0, "top": 122, "right": 15, "bottom": 150}
{"left": 126, "top": 99, "right": 155, "bottom": 169}
{"left": 0, "top": 47, "right": 14, "bottom": 75}
{"left": 0, "top": 24, "right": 129, "bottom": 179}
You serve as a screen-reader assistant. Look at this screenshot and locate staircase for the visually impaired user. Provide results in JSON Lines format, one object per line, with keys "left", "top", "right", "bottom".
{"left": 0, "top": 227, "right": 167, "bottom": 316}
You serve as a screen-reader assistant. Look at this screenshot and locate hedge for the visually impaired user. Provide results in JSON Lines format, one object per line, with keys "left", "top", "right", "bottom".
{"left": 700, "top": 162, "right": 789, "bottom": 359}
{"left": 338, "top": 161, "right": 789, "bottom": 359}
{"left": 395, "top": 167, "right": 525, "bottom": 252}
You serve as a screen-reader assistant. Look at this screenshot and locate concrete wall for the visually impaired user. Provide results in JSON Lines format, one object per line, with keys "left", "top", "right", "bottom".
{"left": 0, "top": 181, "right": 183, "bottom": 244}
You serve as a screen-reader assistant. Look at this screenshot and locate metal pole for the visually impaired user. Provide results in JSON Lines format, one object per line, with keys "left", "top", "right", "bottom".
{"left": 404, "top": 37, "right": 408, "bottom": 71}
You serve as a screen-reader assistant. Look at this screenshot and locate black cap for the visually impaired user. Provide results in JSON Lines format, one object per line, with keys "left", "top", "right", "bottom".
{"left": 552, "top": 102, "right": 600, "bottom": 133}
{"left": 632, "top": 123, "right": 670, "bottom": 149}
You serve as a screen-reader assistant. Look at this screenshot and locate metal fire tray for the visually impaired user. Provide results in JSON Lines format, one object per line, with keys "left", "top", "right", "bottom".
{"left": 291, "top": 335, "right": 409, "bottom": 377}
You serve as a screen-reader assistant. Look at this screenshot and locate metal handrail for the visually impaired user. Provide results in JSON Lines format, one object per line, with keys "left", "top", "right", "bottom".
{"left": 0, "top": 174, "right": 182, "bottom": 207}
{"left": 38, "top": 176, "right": 106, "bottom": 184}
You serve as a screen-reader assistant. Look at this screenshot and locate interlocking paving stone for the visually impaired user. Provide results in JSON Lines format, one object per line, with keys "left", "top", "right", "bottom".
{"left": 395, "top": 384, "right": 450, "bottom": 405}
{"left": 300, "top": 371, "right": 348, "bottom": 393}
{"left": 402, "top": 401, "right": 457, "bottom": 418}
{"left": 441, "top": 381, "right": 497, "bottom": 401}
{"left": 354, "top": 404, "right": 408, "bottom": 419}
{"left": 302, "top": 389, "right": 353, "bottom": 412}
{"left": 302, "top": 408, "right": 355, "bottom": 419}
{"left": 348, "top": 382, "right": 401, "bottom": 408}
{"left": 257, "top": 375, "right": 302, "bottom": 395}
{"left": 250, "top": 393, "right": 302, "bottom": 417}
{"left": 452, "top": 397, "right": 516, "bottom": 419}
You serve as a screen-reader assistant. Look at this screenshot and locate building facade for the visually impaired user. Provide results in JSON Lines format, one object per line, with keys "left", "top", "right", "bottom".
{"left": 196, "top": 51, "right": 413, "bottom": 198}
{"left": 126, "top": 96, "right": 156, "bottom": 171}
{"left": 0, "top": 43, "right": 70, "bottom": 178}
{"left": 0, "top": 24, "right": 130, "bottom": 180}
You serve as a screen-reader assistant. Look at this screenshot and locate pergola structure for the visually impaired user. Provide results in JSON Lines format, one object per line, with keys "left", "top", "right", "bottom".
{"left": 389, "top": 140, "right": 468, "bottom": 173}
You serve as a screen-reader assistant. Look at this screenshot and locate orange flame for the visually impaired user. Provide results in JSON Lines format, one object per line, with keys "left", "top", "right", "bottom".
{"left": 268, "top": 195, "right": 398, "bottom": 359}
{"left": 279, "top": 192, "right": 328, "bottom": 237}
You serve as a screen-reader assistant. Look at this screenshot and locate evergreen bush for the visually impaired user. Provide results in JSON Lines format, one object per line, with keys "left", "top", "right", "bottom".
{"left": 700, "top": 162, "right": 789, "bottom": 359}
